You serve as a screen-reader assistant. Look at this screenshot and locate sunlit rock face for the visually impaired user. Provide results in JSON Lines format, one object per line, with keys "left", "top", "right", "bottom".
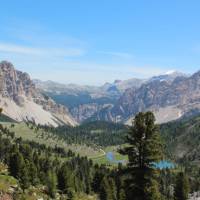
{"left": 90, "top": 71, "right": 200, "bottom": 124}
{"left": 0, "top": 61, "right": 77, "bottom": 126}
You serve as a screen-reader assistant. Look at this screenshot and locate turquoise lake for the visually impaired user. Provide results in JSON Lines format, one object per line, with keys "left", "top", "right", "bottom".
{"left": 106, "top": 152, "right": 175, "bottom": 169}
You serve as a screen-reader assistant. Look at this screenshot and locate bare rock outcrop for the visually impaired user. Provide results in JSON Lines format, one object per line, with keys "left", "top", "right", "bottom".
{"left": 0, "top": 61, "right": 77, "bottom": 126}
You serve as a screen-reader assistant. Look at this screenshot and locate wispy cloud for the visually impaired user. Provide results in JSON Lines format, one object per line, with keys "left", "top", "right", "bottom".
{"left": 30, "top": 60, "right": 167, "bottom": 79}
{"left": 0, "top": 42, "right": 85, "bottom": 57}
{"left": 98, "top": 51, "right": 134, "bottom": 59}
{"left": 0, "top": 21, "right": 172, "bottom": 85}
{"left": 0, "top": 43, "right": 42, "bottom": 55}
{"left": 30, "top": 62, "right": 168, "bottom": 85}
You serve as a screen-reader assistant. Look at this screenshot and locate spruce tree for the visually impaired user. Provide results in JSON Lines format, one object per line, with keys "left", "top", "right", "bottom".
{"left": 174, "top": 172, "right": 190, "bottom": 200}
{"left": 119, "top": 188, "right": 126, "bottom": 200}
{"left": 119, "top": 112, "right": 163, "bottom": 200}
{"left": 100, "top": 176, "right": 117, "bottom": 200}
{"left": 19, "top": 163, "right": 30, "bottom": 191}
{"left": 9, "top": 151, "right": 24, "bottom": 179}
{"left": 46, "top": 170, "right": 57, "bottom": 198}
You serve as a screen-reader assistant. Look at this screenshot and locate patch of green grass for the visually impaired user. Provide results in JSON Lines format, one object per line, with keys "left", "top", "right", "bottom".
{"left": 2, "top": 122, "right": 103, "bottom": 158}
{"left": 92, "top": 145, "right": 128, "bottom": 166}
{"left": 14, "top": 186, "right": 50, "bottom": 200}
{"left": 1, "top": 122, "right": 128, "bottom": 166}
{"left": 74, "top": 193, "right": 98, "bottom": 200}
{"left": 0, "top": 175, "right": 18, "bottom": 193}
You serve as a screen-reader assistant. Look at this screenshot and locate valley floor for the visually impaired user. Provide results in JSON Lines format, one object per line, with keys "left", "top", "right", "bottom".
{"left": 1, "top": 122, "right": 127, "bottom": 166}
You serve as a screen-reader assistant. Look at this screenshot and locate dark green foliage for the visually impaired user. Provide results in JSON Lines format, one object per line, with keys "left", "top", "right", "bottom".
{"left": 160, "top": 115, "right": 200, "bottom": 162}
{"left": 0, "top": 123, "right": 109, "bottom": 197}
{"left": 0, "top": 113, "right": 16, "bottom": 122}
{"left": 46, "top": 170, "right": 57, "bottom": 198}
{"left": 39, "top": 120, "right": 127, "bottom": 147}
{"left": 174, "top": 172, "right": 189, "bottom": 200}
{"left": 118, "top": 188, "right": 126, "bottom": 200}
{"left": 9, "top": 151, "right": 30, "bottom": 190}
{"left": 47, "top": 92, "right": 116, "bottom": 109}
{"left": 119, "top": 112, "right": 163, "bottom": 200}
{"left": 100, "top": 176, "right": 117, "bottom": 200}
{"left": 159, "top": 169, "right": 174, "bottom": 200}
{"left": 0, "top": 108, "right": 15, "bottom": 122}
{"left": 0, "top": 109, "right": 198, "bottom": 199}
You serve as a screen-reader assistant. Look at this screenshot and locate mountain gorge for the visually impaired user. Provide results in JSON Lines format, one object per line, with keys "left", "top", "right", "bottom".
{"left": 35, "top": 70, "right": 188, "bottom": 124}
{"left": 34, "top": 77, "right": 146, "bottom": 123}
{"left": 0, "top": 61, "right": 77, "bottom": 126}
{"left": 0, "top": 60, "right": 199, "bottom": 200}
{"left": 94, "top": 71, "right": 200, "bottom": 124}
{"left": 1, "top": 60, "right": 197, "bottom": 126}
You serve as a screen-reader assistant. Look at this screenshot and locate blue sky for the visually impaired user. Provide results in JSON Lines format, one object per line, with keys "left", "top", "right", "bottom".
{"left": 0, "top": 0, "right": 200, "bottom": 85}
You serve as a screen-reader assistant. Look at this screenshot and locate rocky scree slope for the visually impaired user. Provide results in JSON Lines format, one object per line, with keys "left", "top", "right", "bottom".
{"left": 0, "top": 61, "right": 77, "bottom": 126}
{"left": 91, "top": 71, "right": 200, "bottom": 124}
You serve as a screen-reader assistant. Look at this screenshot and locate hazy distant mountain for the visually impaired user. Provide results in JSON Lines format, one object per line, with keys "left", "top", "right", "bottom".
{"left": 34, "top": 78, "right": 146, "bottom": 122}
{"left": 34, "top": 77, "right": 145, "bottom": 97}
{"left": 35, "top": 70, "right": 188, "bottom": 123}
{"left": 148, "top": 70, "right": 188, "bottom": 83}
{"left": 0, "top": 61, "right": 77, "bottom": 126}
{"left": 90, "top": 71, "right": 200, "bottom": 124}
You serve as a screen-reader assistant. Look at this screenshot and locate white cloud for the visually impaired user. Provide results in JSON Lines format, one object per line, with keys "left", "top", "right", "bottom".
{"left": 98, "top": 51, "right": 134, "bottom": 59}
{"left": 0, "top": 43, "right": 42, "bottom": 55}
{"left": 28, "top": 61, "right": 168, "bottom": 84}
{"left": 0, "top": 42, "right": 85, "bottom": 57}
{"left": 0, "top": 22, "right": 172, "bottom": 85}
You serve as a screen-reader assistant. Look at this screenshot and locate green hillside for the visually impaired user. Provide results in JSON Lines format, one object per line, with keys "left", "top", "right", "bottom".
{"left": 1, "top": 121, "right": 127, "bottom": 166}
{"left": 2, "top": 122, "right": 102, "bottom": 158}
{"left": 161, "top": 115, "right": 200, "bottom": 164}
{"left": 0, "top": 113, "right": 16, "bottom": 122}
{"left": 0, "top": 111, "right": 197, "bottom": 199}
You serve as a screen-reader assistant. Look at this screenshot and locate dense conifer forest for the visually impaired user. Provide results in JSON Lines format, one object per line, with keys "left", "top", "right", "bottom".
{"left": 1, "top": 110, "right": 199, "bottom": 199}
{"left": 32, "top": 121, "right": 127, "bottom": 147}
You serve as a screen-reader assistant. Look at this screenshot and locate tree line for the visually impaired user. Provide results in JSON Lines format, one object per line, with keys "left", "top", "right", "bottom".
{"left": 0, "top": 110, "right": 193, "bottom": 199}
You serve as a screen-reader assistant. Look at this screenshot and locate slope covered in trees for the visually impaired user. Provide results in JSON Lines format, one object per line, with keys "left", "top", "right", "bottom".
{"left": 0, "top": 111, "right": 198, "bottom": 199}
{"left": 0, "top": 122, "right": 110, "bottom": 199}
{"left": 20, "top": 120, "right": 128, "bottom": 147}
{"left": 160, "top": 114, "right": 200, "bottom": 163}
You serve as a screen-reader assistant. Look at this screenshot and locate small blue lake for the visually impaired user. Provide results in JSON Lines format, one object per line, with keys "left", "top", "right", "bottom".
{"left": 106, "top": 152, "right": 125, "bottom": 164}
{"left": 106, "top": 152, "right": 175, "bottom": 169}
{"left": 153, "top": 160, "right": 175, "bottom": 169}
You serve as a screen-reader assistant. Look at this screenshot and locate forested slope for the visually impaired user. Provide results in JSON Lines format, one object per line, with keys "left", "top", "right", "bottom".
{"left": 161, "top": 114, "right": 200, "bottom": 163}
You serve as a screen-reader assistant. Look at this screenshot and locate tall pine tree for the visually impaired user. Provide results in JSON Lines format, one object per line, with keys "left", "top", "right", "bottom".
{"left": 174, "top": 172, "right": 190, "bottom": 200}
{"left": 119, "top": 112, "right": 163, "bottom": 200}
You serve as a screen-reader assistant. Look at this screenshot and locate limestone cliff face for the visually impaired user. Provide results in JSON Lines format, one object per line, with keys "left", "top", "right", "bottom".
{"left": 0, "top": 61, "right": 77, "bottom": 126}
{"left": 70, "top": 103, "right": 112, "bottom": 123}
{"left": 0, "top": 61, "right": 37, "bottom": 103}
{"left": 91, "top": 72, "right": 200, "bottom": 124}
{"left": 35, "top": 71, "right": 186, "bottom": 124}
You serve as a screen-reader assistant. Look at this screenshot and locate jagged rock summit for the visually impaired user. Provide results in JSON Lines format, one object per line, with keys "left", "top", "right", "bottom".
{"left": 0, "top": 61, "right": 77, "bottom": 126}
{"left": 91, "top": 70, "right": 200, "bottom": 124}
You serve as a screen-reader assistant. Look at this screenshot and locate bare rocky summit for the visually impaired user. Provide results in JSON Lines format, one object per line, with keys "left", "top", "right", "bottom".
{"left": 92, "top": 71, "right": 200, "bottom": 124}
{"left": 0, "top": 61, "right": 77, "bottom": 126}
{"left": 35, "top": 69, "right": 188, "bottom": 124}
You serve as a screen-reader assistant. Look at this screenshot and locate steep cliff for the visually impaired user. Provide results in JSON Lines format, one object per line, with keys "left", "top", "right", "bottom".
{"left": 0, "top": 61, "right": 77, "bottom": 126}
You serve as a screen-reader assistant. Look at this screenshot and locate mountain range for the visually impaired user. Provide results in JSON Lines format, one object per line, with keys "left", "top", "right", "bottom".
{"left": 94, "top": 71, "right": 200, "bottom": 124}
{"left": 2, "top": 60, "right": 200, "bottom": 126}
{"left": 34, "top": 69, "right": 188, "bottom": 124}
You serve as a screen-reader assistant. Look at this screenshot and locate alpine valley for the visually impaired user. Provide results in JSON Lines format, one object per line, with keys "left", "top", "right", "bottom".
{"left": 2, "top": 2, "right": 200, "bottom": 199}
{"left": 34, "top": 66, "right": 192, "bottom": 125}
{"left": 1, "top": 60, "right": 200, "bottom": 200}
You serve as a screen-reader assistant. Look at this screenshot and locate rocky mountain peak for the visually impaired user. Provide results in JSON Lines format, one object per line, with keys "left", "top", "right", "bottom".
{"left": 0, "top": 61, "right": 36, "bottom": 103}
{"left": 89, "top": 69, "right": 200, "bottom": 124}
{"left": 0, "top": 61, "right": 77, "bottom": 126}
